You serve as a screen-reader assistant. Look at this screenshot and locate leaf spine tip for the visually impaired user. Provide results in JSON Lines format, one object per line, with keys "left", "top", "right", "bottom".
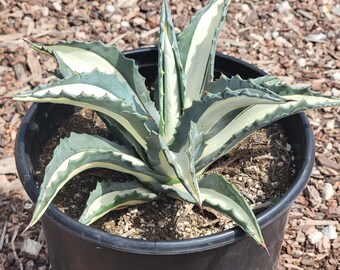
{"left": 23, "top": 38, "right": 31, "bottom": 45}
{"left": 21, "top": 220, "right": 34, "bottom": 235}
{"left": 262, "top": 244, "right": 270, "bottom": 256}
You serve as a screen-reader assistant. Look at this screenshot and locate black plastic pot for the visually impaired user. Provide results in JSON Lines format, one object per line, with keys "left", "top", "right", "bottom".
{"left": 15, "top": 47, "right": 315, "bottom": 270}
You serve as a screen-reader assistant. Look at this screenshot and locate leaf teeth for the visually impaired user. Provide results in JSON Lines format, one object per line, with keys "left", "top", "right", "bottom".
{"left": 209, "top": 74, "right": 285, "bottom": 103}
{"left": 30, "top": 40, "right": 160, "bottom": 125}
{"left": 28, "top": 133, "right": 170, "bottom": 227}
{"left": 200, "top": 173, "right": 264, "bottom": 245}
{"left": 187, "top": 122, "right": 204, "bottom": 202}
{"left": 79, "top": 180, "right": 158, "bottom": 225}
{"left": 188, "top": 121, "right": 204, "bottom": 160}
{"left": 197, "top": 96, "right": 340, "bottom": 172}
{"left": 30, "top": 42, "right": 53, "bottom": 55}
{"left": 158, "top": 0, "right": 185, "bottom": 143}
{"left": 14, "top": 70, "right": 154, "bottom": 148}
{"left": 178, "top": 0, "right": 231, "bottom": 108}
{"left": 158, "top": 136, "right": 202, "bottom": 206}
{"left": 170, "top": 86, "right": 284, "bottom": 153}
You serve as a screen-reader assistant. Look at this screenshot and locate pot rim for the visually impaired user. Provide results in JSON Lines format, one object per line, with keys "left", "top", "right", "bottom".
{"left": 15, "top": 47, "right": 315, "bottom": 255}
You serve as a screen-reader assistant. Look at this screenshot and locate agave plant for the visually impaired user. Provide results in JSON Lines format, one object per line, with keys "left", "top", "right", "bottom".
{"left": 14, "top": 0, "right": 340, "bottom": 247}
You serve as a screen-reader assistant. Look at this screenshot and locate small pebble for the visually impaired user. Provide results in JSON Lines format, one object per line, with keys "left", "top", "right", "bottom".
{"left": 297, "top": 58, "right": 306, "bottom": 68}
{"left": 133, "top": 17, "right": 146, "bottom": 26}
{"left": 322, "top": 225, "right": 337, "bottom": 240}
{"left": 325, "top": 119, "right": 335, "bottom": 130}
{"left": 264, "top": 32, "right": 272, "bottom": 40}
{"left": 274, "top": 36, "right": 287, "bottom": 47}
{"left": 330, "top": 72, "right": 340, "bottom": 82}
{"left": 241, "top": 4, "right": 250, "bottom": 13}
{"left": 271, "top": 182, "right": 279, "bottom": 187}
{"left": 277, "top": 1, "right": 291, "bottom": 13}
{"left": 121, "top": 21, "right": 130, "bottom": 28}
{"left": 272, "top": 31, "right": 280, "bottom": 39}
{"left": 23, "top": 200, "right": 33, "bottom": 210}
{"left": 331, "top": 4, "right": 340, "bottom": 16}
{"left": 331, "top": 88, "right": 340, "bottom": 97}
{"left": 105, "top": 4, "right": 116, "bottom": 14}
{"left": 296, "top": 231, "right": 306, "bottom": 243}
{"left": 250, "top": 33, "right": 264, "bottom": 44}
{"left": 305, "top": 33, "right": 327, "bottom": 43}
{"left": 325, "top": 142, "right": 333, "bottom": 150}
{"left": 323, "top": 183, "right": 334, "bottom": 200}
{"left": 325, "top": 60, "right": 335, "bottom": 69}
{"left": 327, "top": 31, "right": 335, "bottom": 38}
{"left": 308, "top": 230, "right": 323, "bottom": 244}
{"left": 291, "top": 249, "right": 303, "bottom": 259}
{"left": 111, "top": 14, "right": 122, "bottom": 23}
{"left": 52, "top": 2, "right": 62, "bottom": 12}
{"left": 306, "top": 48, "right": 314, "bottom": 57}
{"left": 42, "top": 6, "right": 49, "bottom": 17}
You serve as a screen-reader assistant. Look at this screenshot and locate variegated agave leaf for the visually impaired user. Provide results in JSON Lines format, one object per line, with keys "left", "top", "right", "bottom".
{"left": 196, "top": 77, "right": 340, "bottom": 171}
{"left": 30, "top": 41, "right": 160, "bottom": 125}
{"left": 145, "top": 131, "right": 177, "bottom": 178}
{"left": 31, "top": 41, "right": 160, "bottom": 147}
{"left": 26, "top": 132, "right": 171, "bottom": 228}
{"left": 178, "top": 0, "right": 230, "bottom": 108}
{"left": 158, "top": 0, "right": 185, "bottom": 143}
{"left": 14, "top": 71, "right": 154, "bottom": 149}
{"left": 199, "top": 173, "right": 263, "bottom": 245}
{"left": 158, "top": 134, "right": 202, "bottom": 206}
{"left": 159, "top": 171, "right": 265, "bottom": 246}
{"left": 170, "top": 82, "right": 286, "bottom": 153}
{"left": 99, "top": 116, "right": 148, "bottom": 163}
{"left": 79, "top": 180, "right": 159, "bottom": 225}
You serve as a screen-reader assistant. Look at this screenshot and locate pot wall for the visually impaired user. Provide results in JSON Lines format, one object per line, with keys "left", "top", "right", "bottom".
{"left": 43, "top": 209, "right": 289, "bottom": 270}
{"left": 21, "top": 103, "right": 307, "bottom": 270}
{"left": 15, "top": 47, "right": 315, "bottom": 270}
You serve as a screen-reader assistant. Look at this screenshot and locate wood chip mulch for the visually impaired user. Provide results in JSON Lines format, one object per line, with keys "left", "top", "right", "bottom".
{"left": 0, "top": 0, "right": 339, "bottom": 269}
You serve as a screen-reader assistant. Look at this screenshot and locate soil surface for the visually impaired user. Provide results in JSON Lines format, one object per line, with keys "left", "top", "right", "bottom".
{"left": 0, "top": 0, "right": 339, "bottom": 269}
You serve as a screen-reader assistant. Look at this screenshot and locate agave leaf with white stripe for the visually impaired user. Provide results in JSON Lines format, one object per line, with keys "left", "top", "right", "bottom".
{"left": 188, "top": 121, "right": 204, "bottom": 161}
{"left": 170, "top": 85, "right": 285, "bottom": 152}
{"left": 249, "top": 75, "right": 281, "bottom": 87}
{"left": 209, "top": 74, "right": 282, "bottom": 97}
{"left": 14, "top": 71, "right": 153, "bottom": 148}
{"left": 31, "top": 41, "right": 160, "bottom": 124}
{"left": 200, "top": 173, "right": 264, "bottom": 246}
{"left": 79, "top": 180, "right": 159, "bottom": 225}
{"left": 158, "top": 0, "right": 184, "bottom": 142}
{"left": 26, "top": 133, "right": 171, "bottom": 228}
{"left": 197, "top": 86, "right": 340, "bottom": 171}
{"left": 185, "top": 122, "right": 204, "bottom": 200}
{"left": 145, "top": 131, "right": 177, "bottom": 178}
{"left": 178, "top": 0, "right": 230, "bottom": 108}
{"left": 158, "top": 136, "right": 202, "bottom": 206}
{"left": 170, "top": 122, "right": 204, "bottom": 204}
{"left": 99, "top": 115, "right": 148, "bottom": 162}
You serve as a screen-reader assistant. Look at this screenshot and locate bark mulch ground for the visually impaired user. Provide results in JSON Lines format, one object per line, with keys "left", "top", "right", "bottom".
{"left": 0, "top": 0, "right": 339, "bottom": 269}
